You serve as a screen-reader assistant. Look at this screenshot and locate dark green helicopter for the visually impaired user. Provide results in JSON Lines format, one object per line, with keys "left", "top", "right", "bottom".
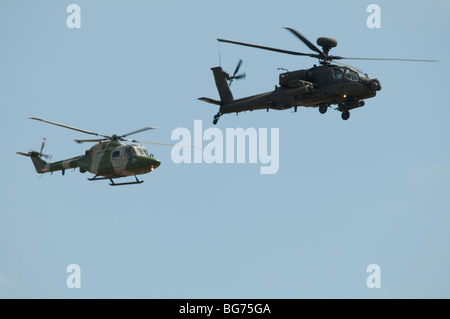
{"left": 17, "top": 117, "right": 175, "bottom": 186}
{"left": 199, "top": 27, "right": 436, "bottom": 124}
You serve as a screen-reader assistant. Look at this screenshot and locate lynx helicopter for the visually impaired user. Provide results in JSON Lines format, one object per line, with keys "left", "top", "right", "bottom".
{"left": 17, "top": 117, "right": 176, "bottom": 186}
{"left": 199, "top": 27, "right": 436, "bottom": 124}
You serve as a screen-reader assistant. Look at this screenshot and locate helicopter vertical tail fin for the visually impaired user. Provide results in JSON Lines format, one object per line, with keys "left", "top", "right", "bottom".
{"left": 16, "top": 151, "right": 49, "bottom": 173}
{"left": 211, "top": 66, "right": 234, "bottom": 105}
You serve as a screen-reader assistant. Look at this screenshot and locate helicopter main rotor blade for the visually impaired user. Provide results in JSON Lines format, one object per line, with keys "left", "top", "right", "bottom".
{"left": 218, "top": 38, "right": 319, "bottom": 58}
{"left": 120, "top": 126, "right": 157, "bottom": 138}
{"left": 30, "top": 117, "right": 111, "bottom": 139}
{"left": 284, "top": 27, "right": 325, "bottom": 57}
{"left": 74, "top": 138, "right": 108, "bottom": 144}
{"left": 339, "top": 57, "right": 438, "bottom": 62}
{"left": 135, "top": 140, "right": 200, "bottom": 149}
{"left": 132, "top": 140, "right": 176, "bottom": 146}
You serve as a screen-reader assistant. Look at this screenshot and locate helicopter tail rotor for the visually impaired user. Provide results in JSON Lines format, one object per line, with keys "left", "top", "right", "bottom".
{"left": 17, "top": 140, "right": 52, "bottom": 174}
{"left": 39, "top": 137, "right": 52, "bottom": 161}
{"left": 228, "top": 59, "right": 246, "bottom": 86}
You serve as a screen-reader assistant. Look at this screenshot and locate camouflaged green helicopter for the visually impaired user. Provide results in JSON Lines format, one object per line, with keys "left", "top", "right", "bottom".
{"left": 17, "top": 117, "right": 171, "bottom": 186}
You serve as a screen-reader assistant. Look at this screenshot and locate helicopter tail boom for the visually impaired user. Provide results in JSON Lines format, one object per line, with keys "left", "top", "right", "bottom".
{"left": 17, "top": 151, "right": 81, "bottom": 174}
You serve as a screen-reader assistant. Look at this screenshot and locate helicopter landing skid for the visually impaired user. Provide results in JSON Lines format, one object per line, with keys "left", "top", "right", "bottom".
{"left": 109, "top": 176, "right": 144, "bottom": 186}
{"left": 88, "top": 175, "right": 144, "bottom": 186}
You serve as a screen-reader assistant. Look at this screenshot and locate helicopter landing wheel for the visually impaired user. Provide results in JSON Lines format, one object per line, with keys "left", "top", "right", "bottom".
{"left": 213, "top": 112, "right": 221, "bottom": 125}
{"left": 341, "top": 110, "right": 350, "bottom": 120}
{"left": 319, "top": 105, "right": 328, "bottom": 114}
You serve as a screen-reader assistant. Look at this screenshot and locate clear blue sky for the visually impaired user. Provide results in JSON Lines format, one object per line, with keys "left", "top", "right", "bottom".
{"left": 1, "top": 0, "right": 449, "bottom": 298}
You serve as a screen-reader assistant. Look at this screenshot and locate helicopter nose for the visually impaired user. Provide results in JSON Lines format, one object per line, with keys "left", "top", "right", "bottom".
{"left": 149, "top": 158, "right": 161, "bottom": 171}
{"left": 371, "top": 78, "right": 382, "bottom": 91}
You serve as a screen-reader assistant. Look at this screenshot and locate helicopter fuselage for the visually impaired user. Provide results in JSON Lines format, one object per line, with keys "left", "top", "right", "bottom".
{"left": 80, "top": 141, "right": 160, "bottom": 177}
{"left": 218, "top": 63, "right": 381, "bottom": 115}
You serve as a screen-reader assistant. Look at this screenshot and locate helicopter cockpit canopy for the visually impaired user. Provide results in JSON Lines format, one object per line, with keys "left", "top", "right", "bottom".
{"left": 129, "top": 145, "right": 150, "bottom": 156}
{"left": 332, "top": 66, "right": 369, "bottom": 82}
{"left": 124, "top": 145, "right": 151, "bottom": 159}
{"left": 343, "top": 68, "right": 358, "bottom": 82}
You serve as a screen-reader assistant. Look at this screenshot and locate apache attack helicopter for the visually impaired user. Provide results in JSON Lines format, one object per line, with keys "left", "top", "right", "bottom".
{"left": 199, "top": 27, "right": 436, "bottom": 124}
{"left": 17, "top": 117, "right": 174, "bottom": 186}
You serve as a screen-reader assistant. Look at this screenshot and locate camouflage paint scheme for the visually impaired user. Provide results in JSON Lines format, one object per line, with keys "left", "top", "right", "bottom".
{"left": 20, "top": 140, "right": 161, "bottom": 179}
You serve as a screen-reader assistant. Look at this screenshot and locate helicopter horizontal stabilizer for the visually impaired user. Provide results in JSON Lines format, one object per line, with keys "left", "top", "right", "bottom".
{"left": 198, "top": 97, "right": 221, "bottom": 105}
{"left": 16, "top": 151, "right": 32, "bottom": 157}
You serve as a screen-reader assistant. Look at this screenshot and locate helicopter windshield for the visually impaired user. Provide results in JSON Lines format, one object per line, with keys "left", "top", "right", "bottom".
{"left": 343, "top": 68, "right": 359, "bottom": 82}
{"left": 358, "top": 71, "right": 369, "bottom": 79}
{"left": 133, "top": 146, "right": 149, "bottom": 156}
{"left": 333, "top": 66, "right": 369, "bottom": 81}
{"left": 347, "top": 66, "right": 369, "bottom": 79}
{"left": 354, "top": 68, "right": 369, "bottom": 79}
